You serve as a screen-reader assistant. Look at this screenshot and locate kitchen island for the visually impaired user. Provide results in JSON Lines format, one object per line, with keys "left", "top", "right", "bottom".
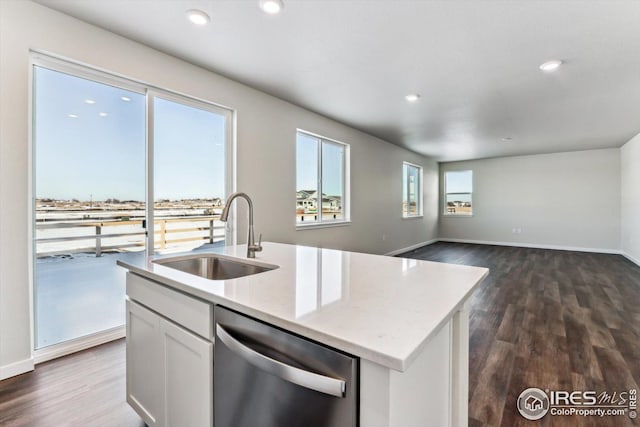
{"left": 118, "top": 242, "right": 488, "bottom": 427}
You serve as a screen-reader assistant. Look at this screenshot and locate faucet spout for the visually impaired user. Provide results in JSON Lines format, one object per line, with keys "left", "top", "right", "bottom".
{"left": 220, "top": 192, "right": 262, "bottom": 258}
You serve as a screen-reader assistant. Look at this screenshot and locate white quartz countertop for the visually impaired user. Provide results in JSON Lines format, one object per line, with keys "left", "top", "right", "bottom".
{"left": 118, "top": 242, "right": 488, "bottom": 372}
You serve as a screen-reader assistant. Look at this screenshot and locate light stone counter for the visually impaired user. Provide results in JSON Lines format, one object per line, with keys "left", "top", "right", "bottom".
{"left": 118, "top": 242, "right": 486, "bottom": 371}
{"left": 119, "top": 241, "right": 488, "bottom": 427}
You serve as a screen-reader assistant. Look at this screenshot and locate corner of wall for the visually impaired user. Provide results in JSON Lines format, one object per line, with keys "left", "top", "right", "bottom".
{"left": 622, "top": 252, "right": 640, "bottom": 268}
{"left": 620, "top": 132, "right": 640, "bottom": 264}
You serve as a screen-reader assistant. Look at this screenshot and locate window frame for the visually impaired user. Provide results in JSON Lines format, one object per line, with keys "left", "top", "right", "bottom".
{"left": 402, "top": 161, "right": 423, "bottom": 218}
{"left": 295, "top": 129, "right": 350, "bottom": 229}
{"left": 443, "top": 170, "right": 474, "bottom": 217}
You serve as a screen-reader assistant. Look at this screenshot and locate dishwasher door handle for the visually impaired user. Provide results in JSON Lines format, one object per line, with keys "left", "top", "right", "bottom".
{"left": 216, "top": 323, "right": 346, "bottom": 398}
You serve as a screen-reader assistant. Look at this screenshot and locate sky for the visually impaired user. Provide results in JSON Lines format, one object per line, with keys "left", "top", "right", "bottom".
{"left": 34, "top": 66, "right": 226, "bottom": 201}
{"left": 445, "top": 170, "right": 473, "bottom": 203}
{"left": 445, "top": 170, "right": 473, "bottom": 193}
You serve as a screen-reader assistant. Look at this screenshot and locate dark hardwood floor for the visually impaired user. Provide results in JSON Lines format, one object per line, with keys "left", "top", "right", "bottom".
{"left": 1, "top": 242, "right": 639, "bottom": 427}
{"left": 403, "top": 242, "right": 640, "bottom": 427}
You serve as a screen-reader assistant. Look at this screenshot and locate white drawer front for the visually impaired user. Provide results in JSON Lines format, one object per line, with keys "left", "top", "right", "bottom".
{"left": 127, "top": 272, "right": 213, "bottom": 339}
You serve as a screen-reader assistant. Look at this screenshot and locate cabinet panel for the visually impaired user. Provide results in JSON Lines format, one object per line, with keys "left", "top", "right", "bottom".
{"left": 161, "top": 318, "right": 213, "bottom": 427}
{"left": 127, "top": 272, "right": 213, "bottom": 339}
{"left": 126, "top": 300, "right": 163, "bottom": 427}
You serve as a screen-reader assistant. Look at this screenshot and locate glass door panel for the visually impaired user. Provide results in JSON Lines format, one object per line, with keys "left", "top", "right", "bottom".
{"left": 152, "top": 96, "right": 228, "bottom": 253}
{"left": 33, "top": 66, "right": 146, "bottom": 349}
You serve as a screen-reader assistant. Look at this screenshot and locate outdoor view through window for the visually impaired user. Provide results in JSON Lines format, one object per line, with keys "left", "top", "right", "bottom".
{"left": 33, "top": 64, "right": 228, "bottom": 349}
{"left": 296, "top": 131, "right": 346, "bottom": 224}
{"left": 445, "top": 170, "right": 473, "bottom": 215}
{"left": 403, "top": 162, "right": 422, "bottom": 217}
{"left": 153, "top": 96, "right": 227, "bottom": 252}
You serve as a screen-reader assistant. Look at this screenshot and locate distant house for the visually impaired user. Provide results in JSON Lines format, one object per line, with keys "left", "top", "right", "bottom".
{"left": 297, "top": 190, "right": 316, "bottom": 211}
{"left": 447, "top": 200, "right": 471, "bottom": 208}
{"left": 324, "top": 195, "right": 342, "bottom": 210}
{"left": 296, "top": 190, "right": 341, "bottom": 212}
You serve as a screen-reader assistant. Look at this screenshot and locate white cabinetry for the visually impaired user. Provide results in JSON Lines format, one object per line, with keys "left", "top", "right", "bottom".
{"left": 126, "top": 273, "right": 213, "bottom": 427}
{"left": 161, "top": 318, "right": 212, "bottom": 427}
{"left": 126, "top": 299, "right": 162, "bottom": 426}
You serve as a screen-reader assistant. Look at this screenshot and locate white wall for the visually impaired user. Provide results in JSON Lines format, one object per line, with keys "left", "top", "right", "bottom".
{"left": 621, "top": 133, "right": 640, "bottom": 265}
{"left": 439, "top": 149, "right": 621, "bottom": 252}
{"left": 0, "top": 0, "right": 437, "bottom": 377}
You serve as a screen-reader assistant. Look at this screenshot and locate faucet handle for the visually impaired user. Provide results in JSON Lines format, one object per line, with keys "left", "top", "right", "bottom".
{"left": 256, "top": 234, "right": 263, "bottom": 251}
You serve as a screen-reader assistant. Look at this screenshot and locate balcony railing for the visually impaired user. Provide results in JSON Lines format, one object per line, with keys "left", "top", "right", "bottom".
{"left": 35, "top": 215, "right": 225, "bottom": 257}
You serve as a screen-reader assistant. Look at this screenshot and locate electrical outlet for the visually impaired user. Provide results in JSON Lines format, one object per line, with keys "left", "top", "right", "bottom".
{"left": 382, "top": 234, "right": 387, "bottom": 241}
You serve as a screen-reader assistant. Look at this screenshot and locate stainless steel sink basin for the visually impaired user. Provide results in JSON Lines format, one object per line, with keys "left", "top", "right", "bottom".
{"left": 153, "top": 254, "right": 277, "bottom": 280}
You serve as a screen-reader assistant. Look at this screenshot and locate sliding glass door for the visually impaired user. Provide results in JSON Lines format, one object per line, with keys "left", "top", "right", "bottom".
{"left": 32, "top": 59, "right": 233, "bottom": 352}
{"left": 151, "top": 95, "right": 230, "bottom": 254}
{"left": 33, "top": 65, "right": 146, "bottom": 349}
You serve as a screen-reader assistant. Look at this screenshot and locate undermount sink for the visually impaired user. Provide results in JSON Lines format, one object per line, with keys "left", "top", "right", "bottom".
{"left": 153, "top": 254, "right": 278, "bottom": 280}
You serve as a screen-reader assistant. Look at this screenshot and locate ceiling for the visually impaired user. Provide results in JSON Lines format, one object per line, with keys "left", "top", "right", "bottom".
{"left": 34, "top": 0, "right": 640, "bottom": 162}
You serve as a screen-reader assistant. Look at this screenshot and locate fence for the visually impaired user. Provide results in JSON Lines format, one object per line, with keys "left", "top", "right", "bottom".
{"left": 35, "top": 215, "right": 225, "bottom": 257}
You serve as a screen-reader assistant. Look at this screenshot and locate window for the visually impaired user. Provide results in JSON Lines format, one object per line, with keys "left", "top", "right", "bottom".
{"left": 296, "top": 130, "right": 349, "bottom": 226}
{"left": 444, "top": 170, "right": 473, "bottom": 215}
{"left": 402, "top": 162, "right": 422, "bottom": 217}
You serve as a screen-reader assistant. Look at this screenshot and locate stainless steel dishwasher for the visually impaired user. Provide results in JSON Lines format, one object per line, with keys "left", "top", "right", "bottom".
{"left": 214, "top": 305, "right": 358, "bottom": 427}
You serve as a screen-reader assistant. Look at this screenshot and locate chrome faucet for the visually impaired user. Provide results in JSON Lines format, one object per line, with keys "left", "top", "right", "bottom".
{"left": 220, "top": 192, "right": 263, "bottom": 258}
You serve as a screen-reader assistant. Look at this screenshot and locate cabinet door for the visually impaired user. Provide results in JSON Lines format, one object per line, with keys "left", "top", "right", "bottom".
{"left": 126, "top": 300, "right": 163, "bottom": 427}
{"left": 160, "top": 318, "right": 213, "bottom": 427}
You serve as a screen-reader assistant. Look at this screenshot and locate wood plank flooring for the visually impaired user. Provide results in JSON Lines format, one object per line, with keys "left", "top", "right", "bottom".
{"left": 1, "top": 242, "right": 639, "bottom": 426}
{"left": 0, "top": 340, "right": 144, "bottom": 427}
{"left": 403, "top": 242, "right": 640, "bottom": 427}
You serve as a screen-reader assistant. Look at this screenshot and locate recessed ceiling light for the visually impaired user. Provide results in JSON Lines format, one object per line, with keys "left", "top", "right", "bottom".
{"left": 259, "top": 0, "right": 284, "bottom": 14}
{"left": 68, "top": 114, "right": 78, "bottom": 118}
{"left": 99, "top": 112, "right": 108, "bottom": 117}
{"left": 405, "top": 93, "right": 421, "bottom": 102}
{"left": 85, "top": 99, "right": 95, "bottom": 104}
{"left": 120, "top": 96, "right": 131, "bottom": 102}
{"left": 501, "top": 137, "right": 513, "bottom": 142}
{"left": 539, "top": 60, "right": 563, "bottom": 72}
{"left": 186, "top": 9, "right": 210, "bottom": 25}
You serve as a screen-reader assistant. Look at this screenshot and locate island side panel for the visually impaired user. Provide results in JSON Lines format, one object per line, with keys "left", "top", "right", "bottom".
{"left": 360, "top": 360, "right": 391, "bottom": 427}
{"left": 451, "top": 302, "right": 470, "bottom": 427}
{"left": 360, "top": 318, "right": 459, "bottom": 427}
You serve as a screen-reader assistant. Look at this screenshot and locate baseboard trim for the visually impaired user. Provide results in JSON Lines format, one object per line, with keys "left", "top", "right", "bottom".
{"left": 34, "top": 325, "right": 125, "bottom": 365}
{"left": 385, "top": 239, "right": 439, "bottom": 256}
{"left": 622, "top": 251, "right": 640, "bottom": 267}
{"left": 0, "top": 357, "right": 35, "bottom": 380}
{"left": 437, "top": 238, "right": 622, "bottom": 255}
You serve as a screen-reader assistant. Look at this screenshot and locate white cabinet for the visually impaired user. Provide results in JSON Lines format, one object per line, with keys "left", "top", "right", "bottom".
{"left": 126, "top": 273, "right": 213, "bottom": 427}
{"left": 161, "top": 318, "right": 212, "bottom": 427}
{"left": 126, "top": 299, "right": 163, "bottom": 427}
